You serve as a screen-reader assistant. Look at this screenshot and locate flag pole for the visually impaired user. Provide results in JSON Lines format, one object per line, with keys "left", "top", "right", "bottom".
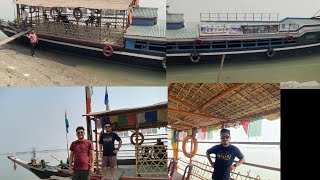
{"left": 66, "top": 128, "right": 69, "bottom": 159}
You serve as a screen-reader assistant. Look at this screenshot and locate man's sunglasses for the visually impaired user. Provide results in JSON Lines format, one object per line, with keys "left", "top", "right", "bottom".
{"left": 105, "top": 126, "right": 111, "bottom": 128}
{"left": 221, "top": 136, "right": 230, "bottom": 139}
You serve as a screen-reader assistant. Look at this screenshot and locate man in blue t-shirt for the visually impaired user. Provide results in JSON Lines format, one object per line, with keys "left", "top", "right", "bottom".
{"left": 206, "top": 129, "right": 245, "bottom": 180}
{"left": 99, "top": 123, "right": 122, "bottom": 180}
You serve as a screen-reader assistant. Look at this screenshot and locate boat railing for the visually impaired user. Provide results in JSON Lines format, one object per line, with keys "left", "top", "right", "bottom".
{"left": 177, "top": 159, "right": 267, "bottom": 180}
{"left": 169, "top": 140, "right": 280, "bottom": 180}
{"left": 200, "top": 13, "right": 279, "bottom": 22}
{"left": 35, "top": 21, "right": 124, "bottom": 45}
{"left": 136, "top": 145, "right": 168, "bottom": 177}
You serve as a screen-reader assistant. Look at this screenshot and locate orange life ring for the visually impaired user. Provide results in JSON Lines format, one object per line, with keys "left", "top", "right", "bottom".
{"left": 287, "top": 35, "right": 294, "bottom": 42}
{"left": 168, "top": 158, "right": 177, "bottom": 179}
{"left": 194, "top": 38, "right": 203, "bottom": 46}
{"left": 182, "top": 135, "right": 198, "bottom": 158}
{"left": 102, "top": 45, "right": 113, "bottom": 57}
{"left": 130, "top": 132, "right": 144, "bottom": 145}
{"left": 73, "top": 8, "right": 83, "bottom": 20}
{"left": 182, "top": 164, "right": 193, "bottom": 180}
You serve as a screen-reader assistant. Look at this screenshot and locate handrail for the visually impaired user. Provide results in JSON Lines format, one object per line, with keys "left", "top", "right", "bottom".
{"left": 170, "top": 139, "right": 280, "bottom": 145}
{"left": 177, "top": 151, "right": 280, "bottom": 171}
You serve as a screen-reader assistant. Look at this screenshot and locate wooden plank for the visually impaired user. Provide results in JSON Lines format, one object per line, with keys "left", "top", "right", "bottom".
{"left": 0, "top": 30, "right": 31, "bottom": 46}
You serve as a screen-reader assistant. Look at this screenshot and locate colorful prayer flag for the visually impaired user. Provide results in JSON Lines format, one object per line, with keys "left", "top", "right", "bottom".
{"left": 248, "top": 118, "right": 263, "bottom": 137}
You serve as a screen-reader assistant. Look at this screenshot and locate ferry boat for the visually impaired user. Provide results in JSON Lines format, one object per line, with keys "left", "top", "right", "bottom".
{"left": 0, "top": 0, "right": 166, "bottom": 70}
{"left": 167, "top": 83, "right": 281, "bottom": 179}
{"left": 166, "top": 10, "right": 320, "bottom": 64}
{"left": 7, "top": 101, "right": 170, "bottom": 180}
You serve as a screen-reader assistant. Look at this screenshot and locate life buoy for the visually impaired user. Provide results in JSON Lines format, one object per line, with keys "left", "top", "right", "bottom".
{"left": 287, "top": 35, "right": 294, "bottom": 42}
{"left": 102, "top": 45, "right": 113, "bottom": 57}
{"left": 190, "top": 52, "right": 200, "bottom": 63}
{"left": 182, "top": 135, "right": 198, "bottom": 158}
{"left": 130, "top": 132, "right": 144, "bottom": 145}
{"left": 162, "top": 58, "right": 167, "bottom": 70}
{"left": 73, "top": 8, "right": 83, "bottom": 20}
{"left": 182, "top": 164, "right": 193, "bottom": 180}
{"left": 168, "top": 158, "right": 177, "bottom": 179}
{"left": 50, "top": 8, "right": 59, "bottom": 20}
{"left": 194, "top": 38, "right": 203, "bottom": 47}
{"left": 266, "top": 48, "right": 275, "bottom": 58}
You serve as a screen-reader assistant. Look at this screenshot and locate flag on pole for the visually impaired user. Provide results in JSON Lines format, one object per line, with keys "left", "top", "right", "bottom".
{"left": 65, "top": 110, "right": 69, "bottom": 133}
{"left": 105, "top": 87, "right": 109, "bottom": 111}
{"left": 85, "top": 86, "right": 93, "bottom": 141}
{"left": 86, "top": 86, "right": 93, "bottom": 113}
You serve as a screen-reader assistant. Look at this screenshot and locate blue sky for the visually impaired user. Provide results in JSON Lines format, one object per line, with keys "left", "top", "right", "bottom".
{"left": 0, "top": 86, "right": 167, "bottom": 154}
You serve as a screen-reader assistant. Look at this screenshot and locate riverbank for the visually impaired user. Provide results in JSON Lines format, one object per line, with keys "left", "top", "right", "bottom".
{"left": 0, "top": 43, "right": 165, "bottom": 86}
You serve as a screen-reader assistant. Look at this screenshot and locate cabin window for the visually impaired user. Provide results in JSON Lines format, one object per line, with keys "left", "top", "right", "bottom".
{"left": 177, "top": 43, "right": 194, "bottom": 50}
{"left": 212, "top": 42, "right": 227, "bottom": 49}
{"left": 228, "top": 41, "right": 242, "bottom": 48}
{"left": 149, "top": 44, "right": 166, "bottom": 52}
{"left": 242, "top": 41, "right": 256, "bottom": 47}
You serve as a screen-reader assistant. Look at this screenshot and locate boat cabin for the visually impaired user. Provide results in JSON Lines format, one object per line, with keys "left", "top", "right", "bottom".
{"left": 84, "top": 102, "right": 169, "bottom": 179}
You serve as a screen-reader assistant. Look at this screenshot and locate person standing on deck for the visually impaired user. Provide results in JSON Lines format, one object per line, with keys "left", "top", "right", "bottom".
{"left": 206, "top": 129, "right": 245, "bottom": 180}
{"left": 68, "top": 126, "right": 94, "bottom": 180}
{"left": 26, "top": 30, "right": 38, "bottom": 57}
{"left": 99, "top": 123, "right": 122, "bottom": 180}
{"left": 21, "top": 7, "right": 28, "bottom": 31}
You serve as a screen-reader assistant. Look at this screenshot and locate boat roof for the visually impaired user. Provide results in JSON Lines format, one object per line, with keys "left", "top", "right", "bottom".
{"left": 84, "top": 101, "right": 167, "bottom": 117}
{"left": 168, "top": 83, "right": 280, "bottom": 131}
{"left": 84, "top": 101, "right": 168, "bottom": 131}
{"left": 167, "top": 22, "right": 199, "bottom": 40}
{"left": 14, "top": 0, "right": 132, "bottom": 10}
{"left": 280, "top": 17, "right": 320, "bottom": 26}
{"left": 132, "top": 7, "right": 158, "bottom": 18}
{"left": 125, "top": 20, "right": 166, "bottom": 39}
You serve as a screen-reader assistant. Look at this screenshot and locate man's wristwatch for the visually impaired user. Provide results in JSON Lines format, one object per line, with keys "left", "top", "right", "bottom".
{"left": 233, "top": 164, "right": 237, "bottom": 167}
{"left": 115, "top": 148, "right": 119, "bottom": 151}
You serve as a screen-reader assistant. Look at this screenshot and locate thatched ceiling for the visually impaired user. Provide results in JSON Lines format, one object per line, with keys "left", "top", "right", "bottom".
{"left": 168, "top": 83, "right": 280, "bottom": 131}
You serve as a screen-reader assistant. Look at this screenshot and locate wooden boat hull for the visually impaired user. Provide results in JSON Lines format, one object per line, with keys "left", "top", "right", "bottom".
{"left": 166, "top": 43, "right": 320, "bottom": 64}
{"left": 7, "top": 156, "right": 72, "bottom": 179}
{"left": 0, "top": 24, "right": 166, "bottom": 71}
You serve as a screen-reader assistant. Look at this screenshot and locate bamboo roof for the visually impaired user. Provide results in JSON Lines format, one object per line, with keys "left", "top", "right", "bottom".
{"left": 168, "top": 83, "right": 280, "bottom": 131}
{"left": 14, "top": 0, "right": 132, "bottom": 10}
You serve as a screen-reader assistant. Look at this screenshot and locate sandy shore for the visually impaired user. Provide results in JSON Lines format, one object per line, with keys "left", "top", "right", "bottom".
{"left": 0, "top": 43, "right": 165, "bottom": 86}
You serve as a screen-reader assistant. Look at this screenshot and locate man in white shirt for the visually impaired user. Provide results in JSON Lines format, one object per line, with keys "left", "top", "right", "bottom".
{"left": 21, "top": 7, "right": 28, "bottom": 31}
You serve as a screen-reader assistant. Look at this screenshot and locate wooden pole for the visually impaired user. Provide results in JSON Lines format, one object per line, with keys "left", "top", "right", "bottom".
{"left": 94, "top": 119, "right": 99, "bottom": 174}
{"left": 217, "top": 55, "right": 225, "bottom": 83}
{"left": 135, "top": 128, "right": 139, "bottom": 176}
